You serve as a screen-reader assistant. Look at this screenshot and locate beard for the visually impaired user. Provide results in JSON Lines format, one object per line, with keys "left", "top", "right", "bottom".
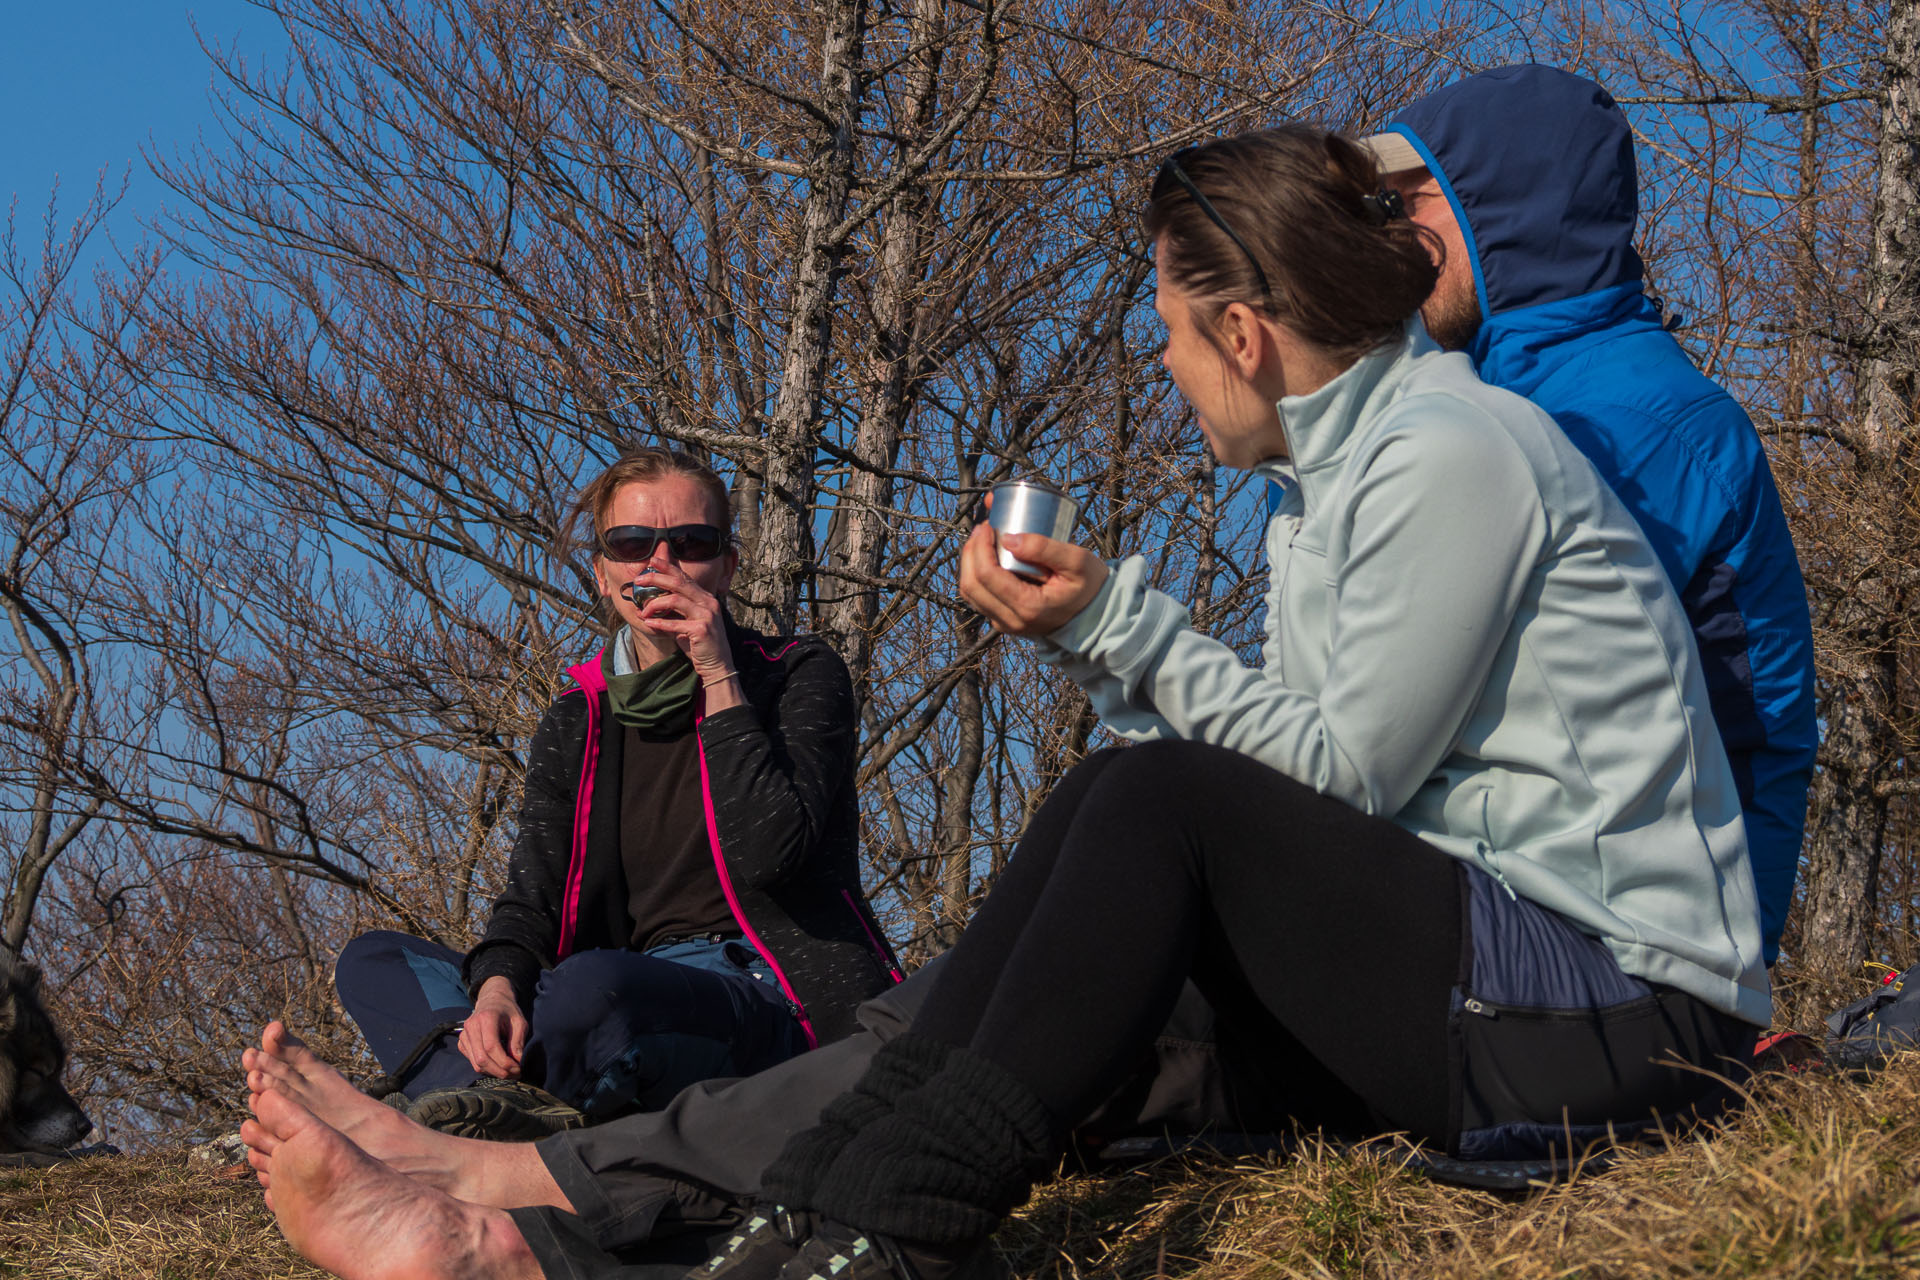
{"left": 1421, "top": 273, "right": 1484, "bottom": 351}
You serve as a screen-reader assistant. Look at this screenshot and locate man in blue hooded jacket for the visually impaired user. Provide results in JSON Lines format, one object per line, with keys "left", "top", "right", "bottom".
{"left": 1361, "top": 64, "right": 1817, "bottom": 966}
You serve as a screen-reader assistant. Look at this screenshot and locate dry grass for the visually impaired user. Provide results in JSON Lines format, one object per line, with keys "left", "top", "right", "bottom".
{"left": 0, "top": 1152, "right": 325, "bottom": 1280}
{"left": 9, "top": 1061, "right": 1920, "bottom": 1278}
{"left": 1006, "top": 1060, "right": 1920, "bottom": 1279}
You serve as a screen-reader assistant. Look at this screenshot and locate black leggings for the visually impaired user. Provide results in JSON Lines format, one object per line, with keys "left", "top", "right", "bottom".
{"left": 912, "top": 740, "right": 1468, "bottom": 1143}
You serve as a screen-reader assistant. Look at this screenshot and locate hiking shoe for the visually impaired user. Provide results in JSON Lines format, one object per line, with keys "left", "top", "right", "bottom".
{"left": 404, "top": 1078, "right": 585, "bottom": 1141}
{"left": 776, "top": 1221, "right": 1005, "bottom": 1280}
{"left": 691, "top": 1203, "right": 814, "bottom": 1280}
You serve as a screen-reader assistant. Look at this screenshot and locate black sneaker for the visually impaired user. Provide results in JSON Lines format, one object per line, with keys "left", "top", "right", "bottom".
{"left": 777, "top": 1222, "right": 1005, "bottom": 1280}
{"left": 691, "top": 1203, "right": 814, "bottom": 1280}
{"left": 404, "top": 1078, "right": 586, "bottom": 1141}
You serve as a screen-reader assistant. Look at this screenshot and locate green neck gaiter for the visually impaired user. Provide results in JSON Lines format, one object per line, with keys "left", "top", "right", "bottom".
{"left": 601, "top": 643, "right": 699, "bottom": 736}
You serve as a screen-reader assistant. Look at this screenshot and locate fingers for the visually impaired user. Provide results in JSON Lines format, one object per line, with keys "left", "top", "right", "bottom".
{"left": 637, "top": 575, "right": 716, "bottom": 622}
{"left": 960, "top": 523, "right": 1043, "bottom": 632}
{"left": 636, "top": 580, "right": 733, "bottom": 672}
{"left": 461, "top": 1031, "right": 507, "bottom": 1078}
{"left": 997, "top": 531, "right": 1080, "bottom": 574}
{"left": 959, "top": 522, "right": 1106, "bottom": 637}
{"left": 459, "top": 1010, "right": 524, "bottom": 1079}
{"left": 633, "top": 563, "right": 709, "bottom": 610}
{"left": 613, "top": 564, "right": 708, "bottom": 632}
{"left": 458, "top": 1018, "right": 500, "bottom": 1076}
{"left": 508, "top": 1013, "right": 528, "bottom": 1062}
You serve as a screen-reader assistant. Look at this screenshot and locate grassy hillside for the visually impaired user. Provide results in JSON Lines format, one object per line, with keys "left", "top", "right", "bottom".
{"left": 8, "top": 1061, "right": 1920, "bottom": 1279}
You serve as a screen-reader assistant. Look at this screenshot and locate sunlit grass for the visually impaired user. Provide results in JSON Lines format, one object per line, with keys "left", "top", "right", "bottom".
{"left": 10, "top": 1059, "right": 1920, "bottom": 1278}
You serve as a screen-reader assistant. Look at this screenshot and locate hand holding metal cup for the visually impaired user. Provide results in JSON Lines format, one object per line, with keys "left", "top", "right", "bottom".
{"left": 987, "top": 478, "right": 1080, "bottom": 580}
{"left": 621, "top": 570, "right": 667, "bottom": 606}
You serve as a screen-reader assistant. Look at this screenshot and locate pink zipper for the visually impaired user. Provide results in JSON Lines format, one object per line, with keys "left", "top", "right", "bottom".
{"left": 696, "top": 693, "right": 819, "bottom": 1048}
{"left": 556, "top": 655, "right": 608, "bottom": 959}
{"left": 844, "top": 889, "right": 904, "bottom": 983}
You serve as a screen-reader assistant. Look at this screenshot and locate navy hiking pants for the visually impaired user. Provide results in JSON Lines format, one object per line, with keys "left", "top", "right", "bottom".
{"left": 335, "top": 931, "right": 808, "bottom": 1118}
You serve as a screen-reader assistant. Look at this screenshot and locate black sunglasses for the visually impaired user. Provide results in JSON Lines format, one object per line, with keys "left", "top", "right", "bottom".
{"left": 1153, "top": 148, "right": 1275, "bottom": 302}
{"left": 599, "top": 523, "right": 729, "bottom": 563}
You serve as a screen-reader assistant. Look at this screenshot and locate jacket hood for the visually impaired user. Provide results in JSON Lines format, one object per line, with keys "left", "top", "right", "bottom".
{"left": 1382, "top": 64, "right": 1644, "bottom": 326}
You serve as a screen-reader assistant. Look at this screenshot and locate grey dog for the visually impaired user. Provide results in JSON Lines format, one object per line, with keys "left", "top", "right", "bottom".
{"left": 0, "top": 950, "right": 93, "bottom": 1157}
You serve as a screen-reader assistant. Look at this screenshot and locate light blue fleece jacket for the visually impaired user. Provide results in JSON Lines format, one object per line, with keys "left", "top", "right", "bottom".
{"left": 1040, "top": 323, "right": 1770, "bottom": 1026}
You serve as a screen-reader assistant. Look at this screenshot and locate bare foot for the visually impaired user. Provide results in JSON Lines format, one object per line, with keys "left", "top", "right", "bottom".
{"left": 243, "top": 1022, "right": 571, "bottom": 1211}
{"left": 244, "top": 1023, "right": 434, "bottom": 1174}
{"left": 250, "top": 1087, "right": 539, "bottom": 1280}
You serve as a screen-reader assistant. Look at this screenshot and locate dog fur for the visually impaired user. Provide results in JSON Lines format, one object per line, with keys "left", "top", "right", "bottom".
{"left": 0, "top": 950, "right": 93, "bottom": 1155}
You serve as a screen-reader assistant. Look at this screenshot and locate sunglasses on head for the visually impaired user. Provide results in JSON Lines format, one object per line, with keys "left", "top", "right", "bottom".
{"left": 1153, "top": 147, "right": 1275, "bottom": 302}
{"left": 598, "top": 524, "right": 729, "bottom": 563}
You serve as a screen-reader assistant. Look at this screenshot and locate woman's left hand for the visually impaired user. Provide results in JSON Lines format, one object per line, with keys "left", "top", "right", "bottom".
{"left": 960, "top": 520, "right": 1108, "bottom": 637}
{"left": 630, "top": 565, "right": 737, "bottom": 682}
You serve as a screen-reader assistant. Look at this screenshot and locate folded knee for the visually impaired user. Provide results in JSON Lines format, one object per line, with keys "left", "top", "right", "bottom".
{"left": 1087, "top": 739, "right": 1246, "bottom": 805}
{"left": 335, "top": 930, "right": 429, "bottom": 987}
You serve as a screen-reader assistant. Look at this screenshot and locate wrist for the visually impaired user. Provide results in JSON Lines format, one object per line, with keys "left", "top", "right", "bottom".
{"left": 700, "top": 668, "right": 740, "bottom": 690}
{"left": 475, "top": 975, "right": 519, "bottom": 1007}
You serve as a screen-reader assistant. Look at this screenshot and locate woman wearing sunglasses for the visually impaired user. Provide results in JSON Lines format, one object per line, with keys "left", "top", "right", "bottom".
{"left": 333, "top": 447, "right": 900, "bottom": 1141}
{"left": 693, "top": 126, "right": 1768, "bottom": 1280}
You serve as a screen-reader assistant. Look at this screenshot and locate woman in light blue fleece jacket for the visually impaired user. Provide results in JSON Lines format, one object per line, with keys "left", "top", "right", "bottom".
{"left": 700, "top": 126, "right": 1771, "bottom": 1280}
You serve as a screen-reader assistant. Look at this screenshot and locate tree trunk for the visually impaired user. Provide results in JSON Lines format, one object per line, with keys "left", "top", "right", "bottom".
{"left": 818, "top": 0, "right": 942, "bottom": 699}
{"left": 1797, "top": 0, "right": 1920, "bottom": 985}
{"left": 743, "top": 0, "right": 872, "bottom": 633}
{"left": 935, "top": 657, "right": 985, "bottom": 951}
{"left": 1, "top": 594, "right": 91, "bottom": 956}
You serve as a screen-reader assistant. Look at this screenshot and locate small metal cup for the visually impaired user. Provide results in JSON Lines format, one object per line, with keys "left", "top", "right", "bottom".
{"left": 988, "top": 478, "right": 1080, "bottom": 580}
{"left": 621, "top": 575, "right": 666, "bottom": 606}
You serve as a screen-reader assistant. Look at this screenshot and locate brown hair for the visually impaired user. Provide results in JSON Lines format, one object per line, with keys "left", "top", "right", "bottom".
{"left": 1143, "top": 125, "right": 1440, "bottom": 365}
{"left": 564, "top": 446, "right": 734, "bottom": 563}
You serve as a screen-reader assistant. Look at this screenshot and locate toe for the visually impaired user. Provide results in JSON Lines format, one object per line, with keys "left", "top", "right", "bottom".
{"left": 241, "top": 1117, "right": 281, "bottom": 1156}
{"left": 250, "top": 1052, "right": 294, "bottom": 1088}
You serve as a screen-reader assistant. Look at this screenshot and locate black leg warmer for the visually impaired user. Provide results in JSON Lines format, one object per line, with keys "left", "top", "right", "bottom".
{"left": 761, "top": 1032, "right": 954, "bottom": 1209}
{"left": 809, "top": 1044, "right": 1056, "bottom": 1245}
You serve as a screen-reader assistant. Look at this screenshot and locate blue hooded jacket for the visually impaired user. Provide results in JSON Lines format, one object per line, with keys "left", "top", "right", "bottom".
{"left": 1379, "top": 65, "right": 1817, "bottom": 963}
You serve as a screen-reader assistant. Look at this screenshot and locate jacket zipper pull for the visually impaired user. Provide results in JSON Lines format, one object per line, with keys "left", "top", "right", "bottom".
{"left": 1491, "top": 866, "right": 1517, "bottom": 901}
{"left": 1463, "top": 997, "right": 1497, "bottom": 1018}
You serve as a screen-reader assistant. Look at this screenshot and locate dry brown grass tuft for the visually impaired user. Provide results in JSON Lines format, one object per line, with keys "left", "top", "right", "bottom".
{"left": 1008, "top": 1058, "right": 1920, "bottom": 1278}
{"left": 0, "top": 1152, "right": 323, "bottom": 1279}
{"left": 11, "top": 1060, "right": 1920, "bottom": 1278}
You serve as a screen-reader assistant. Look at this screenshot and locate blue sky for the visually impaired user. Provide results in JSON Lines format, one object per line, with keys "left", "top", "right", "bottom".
{"left": 1, "top": 2, "right": 288, "bottom": 233}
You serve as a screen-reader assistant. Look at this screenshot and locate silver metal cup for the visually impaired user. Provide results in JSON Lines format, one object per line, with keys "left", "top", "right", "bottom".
{"left": 988, "top": 478, "right": 1080, "bottom": 580}
{"left": 621, "top": 575, "right": 666, "bottom": 606}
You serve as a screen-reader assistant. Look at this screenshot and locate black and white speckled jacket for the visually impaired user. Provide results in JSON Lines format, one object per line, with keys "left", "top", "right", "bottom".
{"left": 464, "top": 619, "right": 902, "bottom": 1047}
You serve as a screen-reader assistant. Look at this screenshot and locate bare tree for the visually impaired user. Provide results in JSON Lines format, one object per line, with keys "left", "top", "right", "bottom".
{"left": 1796, "top": 0, "right": 1920, "bottom": 994}
{"left": 7, "top": 0, "right": 1469, "bottom": 1134}
{"left": 0, "top": 181, "right": 158, "bottom": 959}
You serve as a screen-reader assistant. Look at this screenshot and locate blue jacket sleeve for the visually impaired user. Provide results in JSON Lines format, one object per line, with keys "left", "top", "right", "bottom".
{"left": 1552, "top": 391, "right": 1816, "bottom": 964}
